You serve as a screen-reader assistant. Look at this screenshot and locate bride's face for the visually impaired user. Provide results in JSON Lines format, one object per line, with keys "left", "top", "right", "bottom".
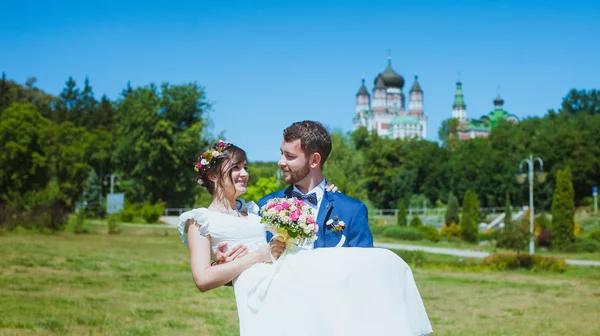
{"left": 222, "top": 159, "right": 249, "bottom": 198}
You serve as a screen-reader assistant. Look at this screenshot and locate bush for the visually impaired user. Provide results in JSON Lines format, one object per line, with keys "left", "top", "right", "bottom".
{"left": 482, "top": 253, "right": 566, "bottom": 272}
{"left": 417, "top": 225, "right": 440, "bottom": 242}
{"left": 588, "top": 229, "right": 600, "bottom": 242}
{"left": 536, "top": 212, "right": 551, "bottom": 230}
{"left": 369, "top": 224, "right": 384, "bottom": 236}
{"left": 380, "top": 226, "right": 426, "bottom": 241}
{"left": 537, "top": 229, "right": 552, "bottom": 248}
{"left": 440, "top": 222, "right": 461, "bottom": 238}
{"left": 410, "top": 215, "right": 423, "bottom": 228}
{"left": 121, "top": 202, "right": 139, "bottom": 223}
{"left": 564, "top": 237, "right": 600, "bottom": 253}
{"left": 478, "top": 229, "right": 497, "bottom": 242}
{"left": 107, "top": 213, "right": 122, "bottom": 234}
{"left": 140, "top": 201, "right": 165, "bottom": 224}
{"left": 66, "top": 211, "right": 90, "bottom": 234}
{"left": 393, "top": 250, "right": 428, "bottom": 268}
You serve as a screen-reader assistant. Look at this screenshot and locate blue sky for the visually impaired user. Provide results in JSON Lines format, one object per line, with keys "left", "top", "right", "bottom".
{"left": 2, "top": 0, "right": 599, "bottom": 162}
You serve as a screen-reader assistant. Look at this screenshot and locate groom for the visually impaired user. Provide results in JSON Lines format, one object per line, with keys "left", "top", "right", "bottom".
{"left": 259, "top": 120, "right": 373, "bottom": 249}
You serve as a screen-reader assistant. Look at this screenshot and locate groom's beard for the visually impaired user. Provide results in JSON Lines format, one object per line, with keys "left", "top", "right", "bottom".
{"left": 284, "top": 161, "right": 310, "bottom": 185}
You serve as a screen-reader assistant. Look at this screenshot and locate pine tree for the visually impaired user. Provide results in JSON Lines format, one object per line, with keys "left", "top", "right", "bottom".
{"left": 397, "top": 201, "right": 407, "bottom": 226}
{"left": 445, "top": 193, "right": 459, "bottom": 226}
{"left": 460, "top": 190, "right": 479, "bottom": 242}
{"left": 410, "top": 214, "right": 423, "bottom": 227}
{"left": 551, "top": 168, "right": 575, "bottom": 250}
{"left": 82, "top": 169, "right": 103, "bottom": 218}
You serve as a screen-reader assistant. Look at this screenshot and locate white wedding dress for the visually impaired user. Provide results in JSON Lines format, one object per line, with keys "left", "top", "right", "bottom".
{"left": 178, "top": 208, "right": 433, "bottom": 336}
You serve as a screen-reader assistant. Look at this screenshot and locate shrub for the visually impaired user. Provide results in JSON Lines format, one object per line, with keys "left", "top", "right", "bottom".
{"left": 66, "top": 211, "right": 90, "bottom": 234}
{"left": 410, "top": 215, "right": 423, "bottom": 228}
{"left": 537, "top": 229, "right": 552, "bottom": 248}
{"left": 564, "top": 237, "right": 600, "bottom": 253}
{"left": 397, "top": 202, "right": 407, "bottom": 226}
{"left": 380, "top": 226, "right": 426, "bottom": 241}
{"left": 478, "top": 229, "right": 497, "bottom": 242}
{"left": 482, "top": 253, "right": 566, "bottom": 272}
{"left": 140, "top": 201, "right": 165, "bottom": 224}
{"left": 418, "top": 225, "right": 440, "bottom": 242}
{"left": 121, "top": 202, "right": 139, "bottom": 223}
{"left": 588, "top": 229, "right": 600, "bottom": 242}
{"left": 497, "top": 224, "right": 528, "bottom": 250}
{"left": 536, "top": 212, "right": 551, "bottom": 230}
{"left": 393, "top": 250, "right": 427, "bottom": 267}
{"left": 440, "top": 222, "right": 461, "bottom": 238}
{"left": 574, "top": 219, "right": 581, "bottom": 237}
{"left": 107, "top": 213, "right": 122, "bottom": 234}
{"left": 369, "top": 224, "right": 385, "bottom": 236}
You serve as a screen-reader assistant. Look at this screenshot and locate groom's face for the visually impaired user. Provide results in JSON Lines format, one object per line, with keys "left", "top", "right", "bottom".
{"left": 278, "top": 139, "right": 310, "bottom": 185}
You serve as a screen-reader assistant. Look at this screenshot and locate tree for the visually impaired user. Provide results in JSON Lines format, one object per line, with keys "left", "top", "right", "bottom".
{"left": 397, "top": 201, "right": 407, "bottom": 226}
{"left": 81, "top": 169, "right": 103, "bottom": 217}
{"left": 460, "top": 190, "right": 479, "bottom": 242}
{"left": 504, "top": 191, "right": 512, "bottom": 229}
{"left": 323, "top": 131, "right": 368, "bottom": 201}
{"left": 560, "top": 89, "right": 600, "bottom": 116}
{"left": 444, "top": 193, "right": 459, "bottom": 226}
{"left": 245, "top": 177, "right": 279, "bottom": 203}
{"left": 438, "top": 118, "right": 460, "bottom": 150}
{"left": 551, "top": 168, "right": 575, "bottom": 250}
{"left": 113, "top": 82, "right": 210, "bottom": 207}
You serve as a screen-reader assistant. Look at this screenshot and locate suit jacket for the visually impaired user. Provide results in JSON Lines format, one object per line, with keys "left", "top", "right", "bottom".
{"left": 258, "top": 185, "right": 373, "bottom": 248}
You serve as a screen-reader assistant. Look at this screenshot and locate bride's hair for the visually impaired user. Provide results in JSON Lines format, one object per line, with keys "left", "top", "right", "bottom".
{"left": 196, "top": 143, "right": 247, "bottom": 196}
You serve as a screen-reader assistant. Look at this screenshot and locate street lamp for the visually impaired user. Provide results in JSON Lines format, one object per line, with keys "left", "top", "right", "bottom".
{"left": 516, "top": 154, "right": 545, "bottom": 255}
{"left": 104, "top": 173, "right": 121, "bottom": 194}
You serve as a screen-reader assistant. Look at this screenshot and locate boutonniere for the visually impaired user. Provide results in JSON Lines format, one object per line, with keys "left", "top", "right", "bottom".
{"left": 326, "top": 216, "right": 345, "bottom": 233}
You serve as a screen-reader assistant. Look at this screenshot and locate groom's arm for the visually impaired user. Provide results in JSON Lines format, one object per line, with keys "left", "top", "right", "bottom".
{"left": 347, "top": 203, "right": 373, "bottom": 248}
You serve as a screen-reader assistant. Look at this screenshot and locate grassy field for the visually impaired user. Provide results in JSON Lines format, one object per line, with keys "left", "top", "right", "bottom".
{"left": 1, "top": 225, "right": 600, "bottom": 335}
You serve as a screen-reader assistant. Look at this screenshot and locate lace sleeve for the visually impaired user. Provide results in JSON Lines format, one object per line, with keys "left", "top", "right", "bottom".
{"left": 177, "top": 208, "right": 209, "bottom": 248}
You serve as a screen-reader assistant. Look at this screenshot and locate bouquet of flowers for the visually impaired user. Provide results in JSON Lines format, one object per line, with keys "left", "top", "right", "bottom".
{"left": 260, "top": 197, "right": 318, "bottom": 249}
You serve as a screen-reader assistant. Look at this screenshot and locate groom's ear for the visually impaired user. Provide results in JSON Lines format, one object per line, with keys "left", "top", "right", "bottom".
{"left": 309, "top": 152, "right": 322, "bottom": 169}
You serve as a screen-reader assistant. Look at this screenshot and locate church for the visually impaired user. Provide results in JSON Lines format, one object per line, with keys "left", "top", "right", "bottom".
{"left": 451, "top": 81, "right": 520, "bottom": 140}
{"left": 352, "top": 58, "right": 427, "bottom": 139}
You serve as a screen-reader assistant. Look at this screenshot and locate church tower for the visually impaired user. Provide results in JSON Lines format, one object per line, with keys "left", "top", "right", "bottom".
{"left": 409, "top": 75, "right": 423, "bottom": 117}
{"left": 452, "top": 81, "right": 467, "bottom": 121}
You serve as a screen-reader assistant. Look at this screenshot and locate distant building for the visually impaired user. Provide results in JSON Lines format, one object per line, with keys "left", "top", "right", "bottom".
{"left": 353, "top": 57, "right": 427, "bottom": 139}
{"left": 451, "top": 81, "right": 519, "bottom": 140}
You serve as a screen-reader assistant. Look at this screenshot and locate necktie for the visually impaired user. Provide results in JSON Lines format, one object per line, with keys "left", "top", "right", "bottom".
{"left": 291, "top": 191, "right": 318, "bottom": 206}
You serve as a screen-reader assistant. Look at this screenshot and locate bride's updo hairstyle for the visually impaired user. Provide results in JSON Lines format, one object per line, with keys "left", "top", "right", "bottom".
{"left": 195, "top": 140, "right": 247, "bottom": 195}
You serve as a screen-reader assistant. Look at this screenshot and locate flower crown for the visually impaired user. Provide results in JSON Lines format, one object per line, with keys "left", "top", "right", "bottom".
{"left": 194, "top": 140, "right": 232, "bottom": 183}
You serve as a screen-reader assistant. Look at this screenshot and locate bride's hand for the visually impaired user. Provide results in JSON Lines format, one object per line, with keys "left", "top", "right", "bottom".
{"left": 255, "top": 241, "right": 285, "bottom": 262}
{"left": 325, "top": 182, "right": 339, "bottom": 193}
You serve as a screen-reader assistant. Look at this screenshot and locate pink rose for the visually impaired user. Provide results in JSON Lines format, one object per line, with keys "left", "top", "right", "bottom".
{"left": 306, "top": 217, "right": 314, "bottom": 224}
{"left": 281, "top": 201, "right": 291, "bottom": 209}
{"left": 219, "top": 140, "right": 226, "bottom": 147}
{"left": 295, "top": 199, "right": 305, "bottom": 207}
{"left": 197, "top": 162, "right": 202, "bottom": 169}
{"left": 268, "top": 203, "right": 276, "bottom": 209}
{"left": 274, "top": 205, "right": 283, "bottom": 212}
{"left": 201, "top": 153, "right": 205, "bottom": 158}
{"left": 289, "top": 212, "right": 299, "bottom": 221}
{"left": 313, "top": 223, "right": 319, "bottom": 233}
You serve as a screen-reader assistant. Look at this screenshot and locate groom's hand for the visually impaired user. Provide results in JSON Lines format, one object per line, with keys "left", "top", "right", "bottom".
{"left": 215, "top": 242, "right": 248, "bottom": 265}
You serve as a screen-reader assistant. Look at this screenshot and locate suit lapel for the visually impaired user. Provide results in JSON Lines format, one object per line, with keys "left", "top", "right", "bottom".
{"left": 315, "top": 190, "right": 334, "bottom": 248}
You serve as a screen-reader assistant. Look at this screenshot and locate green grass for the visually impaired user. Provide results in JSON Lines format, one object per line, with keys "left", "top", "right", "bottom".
{"left": 1, "top": 226, "right": 600, "bottom": 335}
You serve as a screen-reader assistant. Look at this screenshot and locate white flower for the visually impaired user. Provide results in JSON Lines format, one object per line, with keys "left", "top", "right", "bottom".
{"left": 212, "top": 150, "right": 220, "bottom": 157}
{"left": 303, "top": 226, "right": 312, "bottom": 234}
{"left": 326, "top": 219, "right": 333, "bottom": 226}
{"left": 201, "top": 159, "right": 209, "bottom": 165}
{"left": 282, "top": 217, "right": 291, "bottom": 224}
{"left": 337, "top": 220, "right": 346, "bottom": 228}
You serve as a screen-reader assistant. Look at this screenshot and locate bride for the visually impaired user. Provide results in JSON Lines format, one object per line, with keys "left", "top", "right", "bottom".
{"left": 178, "top": 142, "right": 433, "bottom": 336}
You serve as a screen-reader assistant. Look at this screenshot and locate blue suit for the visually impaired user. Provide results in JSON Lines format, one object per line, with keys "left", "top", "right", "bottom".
{"left": 258, "top": 185, "right": 373, "bottom": 248}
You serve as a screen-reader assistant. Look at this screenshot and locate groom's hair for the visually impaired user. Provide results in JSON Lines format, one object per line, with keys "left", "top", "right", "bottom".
{"left": 283, "top": 121, "right": 331, "bottom": 167}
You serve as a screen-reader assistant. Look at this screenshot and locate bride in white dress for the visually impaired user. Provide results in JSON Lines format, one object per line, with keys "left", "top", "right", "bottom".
{"left": 179, "top": 142, "right": 432, "bottom": 336}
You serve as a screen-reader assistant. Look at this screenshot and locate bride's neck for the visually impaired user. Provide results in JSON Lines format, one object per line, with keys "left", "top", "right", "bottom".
{"left": 209, "top": 195, "right": 236, "bottom": 211}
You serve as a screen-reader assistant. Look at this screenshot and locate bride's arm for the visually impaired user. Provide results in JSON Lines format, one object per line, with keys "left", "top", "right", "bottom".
{"left": 187, "top": 220, "right": 271, "bottom": 292}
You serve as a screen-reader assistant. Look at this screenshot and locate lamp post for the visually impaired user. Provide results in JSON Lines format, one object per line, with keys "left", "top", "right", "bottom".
{"left": 104, "top": 173, "right": 120, "bottom": 194}
{"left": 516, "top": 154, "right": 546, "bottom": 255}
